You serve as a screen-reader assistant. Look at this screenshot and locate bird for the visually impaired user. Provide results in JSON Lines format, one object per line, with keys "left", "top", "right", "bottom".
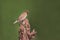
{"left": 13, "top": 10, "right": 29, "bottom": 24}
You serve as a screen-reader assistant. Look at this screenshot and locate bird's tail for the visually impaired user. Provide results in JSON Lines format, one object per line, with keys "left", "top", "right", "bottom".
{"left": 13, "top": 20, "right": 18, "bottom": 24}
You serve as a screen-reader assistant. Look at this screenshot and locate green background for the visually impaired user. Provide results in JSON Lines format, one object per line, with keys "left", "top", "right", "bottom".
{"left": 0, "top": 0, "right": 60, "bottom": 40}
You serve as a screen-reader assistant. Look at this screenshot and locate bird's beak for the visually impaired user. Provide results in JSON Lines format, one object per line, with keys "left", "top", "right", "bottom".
{"left": 13, "top": 20, "right": 18, "bottom": 24}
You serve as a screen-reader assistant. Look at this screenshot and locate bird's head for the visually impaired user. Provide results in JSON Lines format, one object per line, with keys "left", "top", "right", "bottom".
{"left": 24, "top": 10, "right": 29, "bottom": 14}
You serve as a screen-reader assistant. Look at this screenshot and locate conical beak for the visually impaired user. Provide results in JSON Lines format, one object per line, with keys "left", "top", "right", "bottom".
{"left": 13, "top": 20, "right": 18, "bottom": 24}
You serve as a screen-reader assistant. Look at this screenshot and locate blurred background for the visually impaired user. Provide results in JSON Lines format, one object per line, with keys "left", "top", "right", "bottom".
{"left": 0, "top": 0, "right": 60, "bottom": 40}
